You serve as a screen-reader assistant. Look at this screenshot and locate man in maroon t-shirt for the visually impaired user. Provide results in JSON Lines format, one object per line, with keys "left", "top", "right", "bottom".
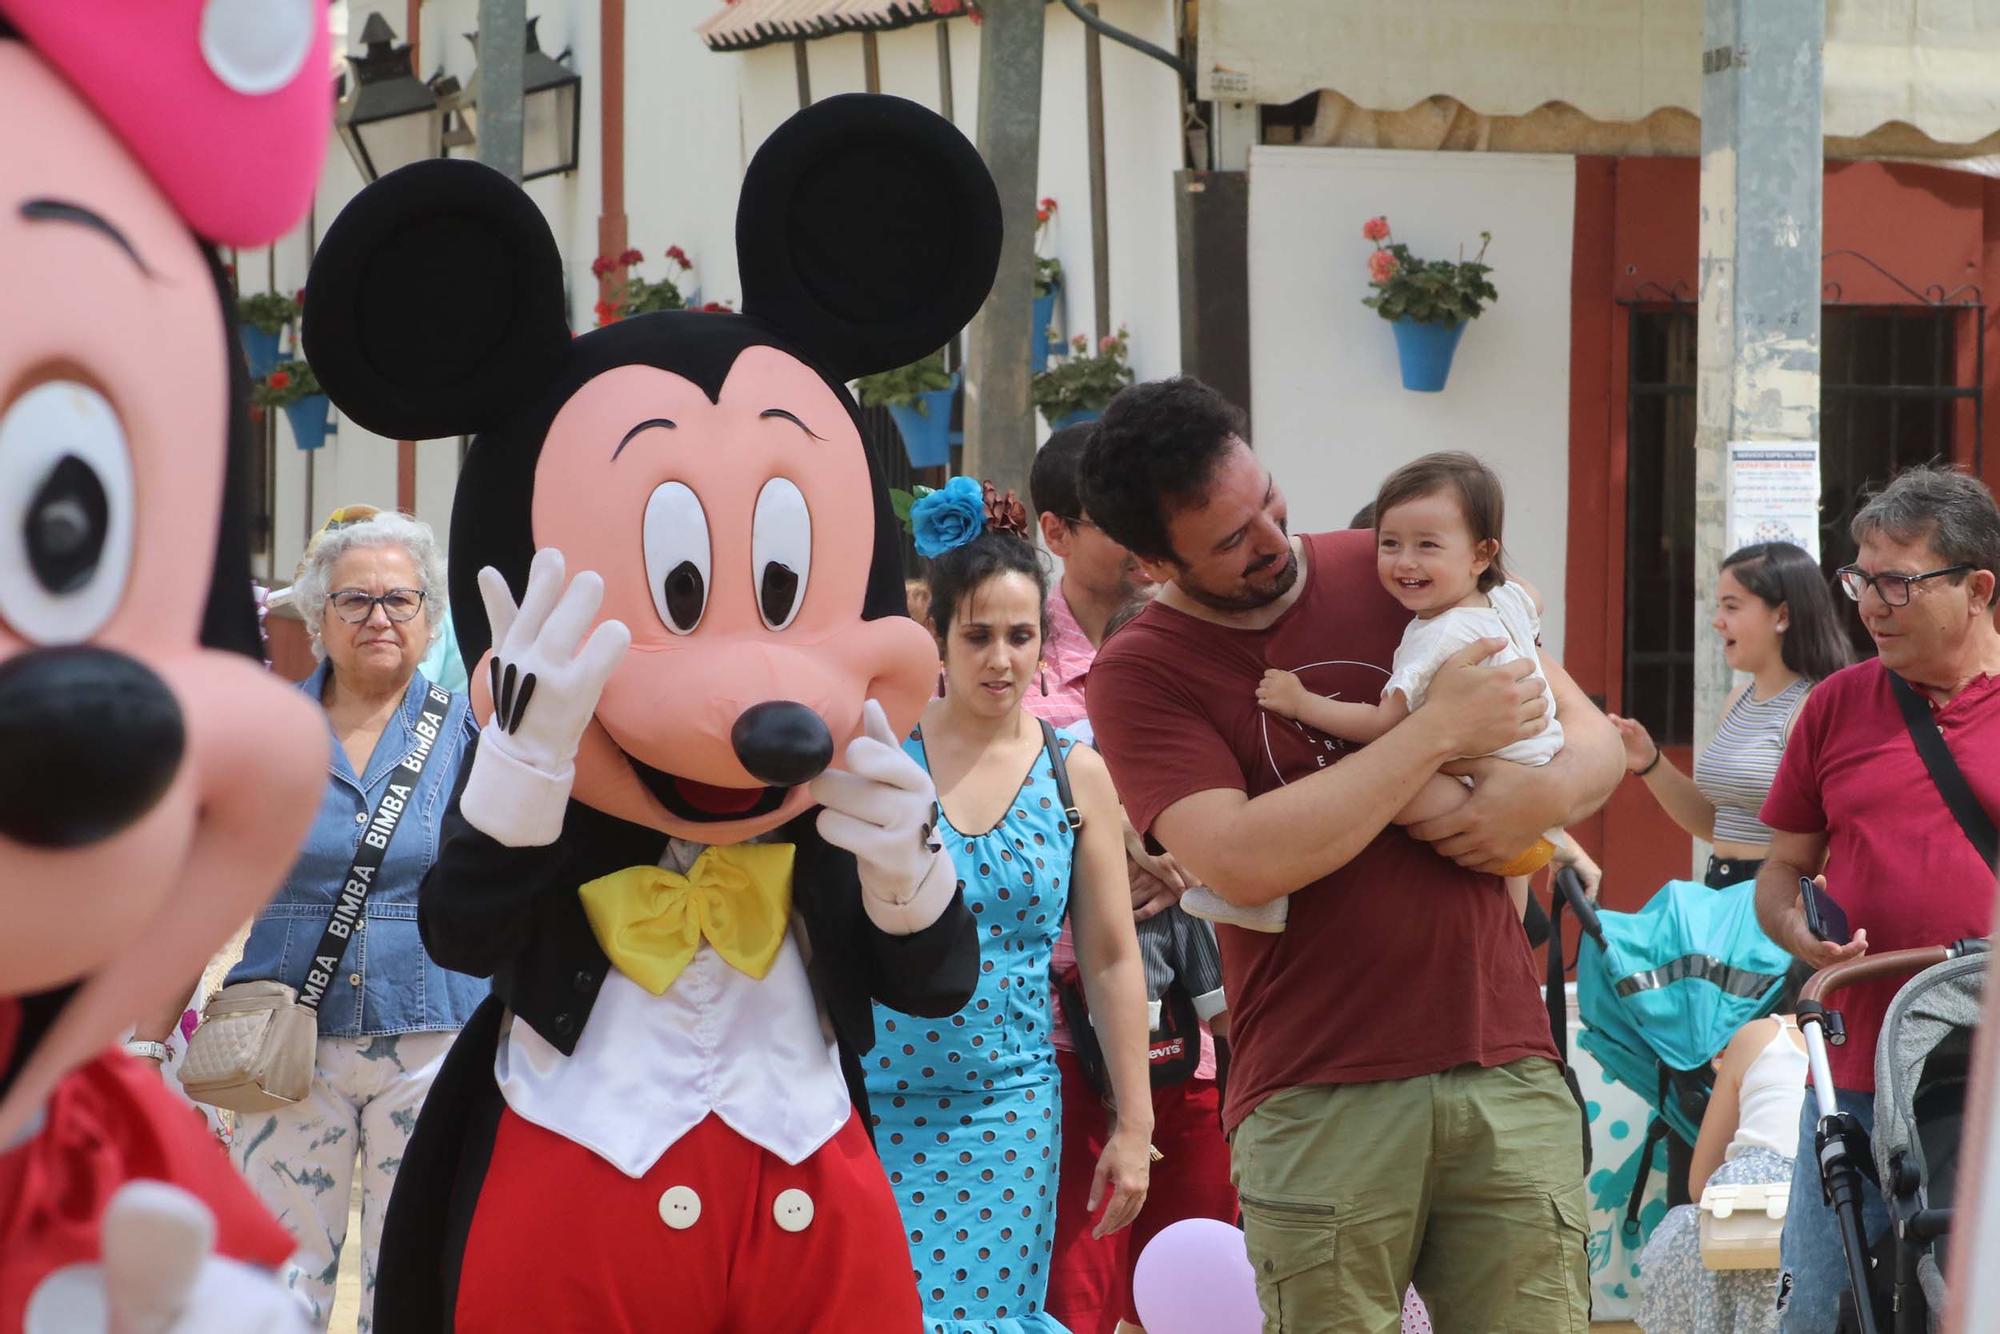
{"left": 1078, "top": 378, "right": 1623, "bottom": 1332}
{"left": 1754, "top": 465, "right": 2000, "bottom": 1334}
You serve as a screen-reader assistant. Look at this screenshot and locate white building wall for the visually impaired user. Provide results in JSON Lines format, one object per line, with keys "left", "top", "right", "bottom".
{"left": 1246, "top": 146, "right": 1577, "bottom": 660}
{"left": 262, "top": 4, "right": 1185, "bottom": 581}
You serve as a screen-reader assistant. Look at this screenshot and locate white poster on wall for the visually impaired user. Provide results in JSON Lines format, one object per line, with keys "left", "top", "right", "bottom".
{"left": 1726, "top": 442, "right": 1821, "bottom": 559}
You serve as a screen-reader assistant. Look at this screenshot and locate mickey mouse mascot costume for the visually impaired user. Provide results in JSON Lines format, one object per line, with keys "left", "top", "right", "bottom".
{"left": 0, "top": 2, "right": 330, "bottom": 1330}
{"left": 300, "top": 94, "right": 1002, "bottom": 1331}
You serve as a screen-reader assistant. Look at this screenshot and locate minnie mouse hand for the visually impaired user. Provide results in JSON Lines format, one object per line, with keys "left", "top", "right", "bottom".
{"left": 25, "top": 1182, "right": 309, "bottom": 1334}
{"left": 809, "top": 700, "right": 956, "bottom": 936}
{"left": 461, "top": 548, "right": 631, "bottom": 846}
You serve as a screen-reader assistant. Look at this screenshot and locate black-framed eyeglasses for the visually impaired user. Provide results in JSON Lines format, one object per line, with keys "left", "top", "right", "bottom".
{"left": 330, "top": 587, "right": 427, "bottom": 623}
{"left": 1835, "top": 564, "right": 1974, "bottom": 607}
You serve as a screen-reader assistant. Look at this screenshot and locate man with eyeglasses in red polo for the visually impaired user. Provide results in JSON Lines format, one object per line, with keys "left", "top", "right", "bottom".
{"left": 1756, "top": 464, "right": 2000, "bottom": 1333}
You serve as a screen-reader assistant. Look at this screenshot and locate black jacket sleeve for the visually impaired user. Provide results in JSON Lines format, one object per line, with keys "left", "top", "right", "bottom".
{"left": 417, "top": 732, "right": 575, "bottom": 979}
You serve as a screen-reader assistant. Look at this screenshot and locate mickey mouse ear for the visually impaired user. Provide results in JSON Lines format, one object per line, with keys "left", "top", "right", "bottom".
{"left": 737, "top": 94, "right": 1001, "bottom": 382}
{"left": 303, "top": 159, "right": 571, "bottom": 442}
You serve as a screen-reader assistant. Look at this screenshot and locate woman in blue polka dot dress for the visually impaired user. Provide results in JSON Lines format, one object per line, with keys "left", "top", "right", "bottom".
{"left": 871, "top": 486, "right": 1154, "bottom": 1333}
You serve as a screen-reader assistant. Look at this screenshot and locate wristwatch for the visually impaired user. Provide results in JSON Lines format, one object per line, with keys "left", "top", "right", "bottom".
{"left": 123, "top": 1039, "right": 171, "bottom": 1063}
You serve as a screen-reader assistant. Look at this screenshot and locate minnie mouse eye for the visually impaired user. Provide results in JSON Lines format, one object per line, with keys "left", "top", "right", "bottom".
{"left": 751, "top": 477, "right": 811, "bottom": 631}
{"left": 643, "top": 481, "right": 710, "bottom": 635}
{"left": 0, "top": 382, "right": 135, "bottom": 645}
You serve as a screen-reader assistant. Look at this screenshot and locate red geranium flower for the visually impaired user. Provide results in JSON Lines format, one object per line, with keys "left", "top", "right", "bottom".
{"left": 1039, "top": 197, "right": 1057, "bottom": 212}
{"left": 619, "top": 247, "right": 644, "bottom": 267}
{"left": 932, "top": 0, "right": 962, "bottom": 13}
{"left": 294, "top": 288, "right": 307, "bottom": 307}
{"left": 591, "top": 255, "right": 615, "bottom": 278}
{"left": 267, "top": 370, "right": 291, "bottom": 390}
{"left": 1362, "top": 215, "right": 1391, "bottom": 243}
{"left": 1367, "top": 250, "right": 1399, "bottom": 283}
{"left": 665, "top": 245, "right": 691, "bottom": 270}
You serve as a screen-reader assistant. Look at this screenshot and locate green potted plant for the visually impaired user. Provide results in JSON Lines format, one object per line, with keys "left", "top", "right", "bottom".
{"left": 1361, "top": 215, "right": 1498, "bottom": 392}
{"left": 592, "top": 245, "right": 694, "bottom": 325}
{"left": 856, "top": 350, "right": 958, "bottom": 468}
{"left": 235, "top": 289, "right": 299, "bottom": 381}
{"left": 252, "top": 360, "right": 333, "bottom": 451}
{"left": 1032, "top": 326, "right": 1133, "bottom": 430}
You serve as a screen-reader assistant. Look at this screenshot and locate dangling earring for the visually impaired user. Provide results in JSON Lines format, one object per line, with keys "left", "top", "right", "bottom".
{"left": 1039, "top": 667, "right": 1050, "bottom": 696}
{"left": 938, "top": 670, "right": 947, "bottom": 698}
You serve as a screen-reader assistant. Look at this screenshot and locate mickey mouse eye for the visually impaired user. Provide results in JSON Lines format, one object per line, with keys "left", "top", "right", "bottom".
{"left": 751, "top": 477, "right": 812, "bottom": 631}
{"left": 643, "top": 481, "right": 710, "bottom": 635}
{"left": 0, "top": 382, "right": 135, "bottom": 645}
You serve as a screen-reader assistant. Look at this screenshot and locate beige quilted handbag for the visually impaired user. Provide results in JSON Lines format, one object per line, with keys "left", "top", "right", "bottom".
{"left": 179, "top": 980, "right": 318, "bottom": 1113}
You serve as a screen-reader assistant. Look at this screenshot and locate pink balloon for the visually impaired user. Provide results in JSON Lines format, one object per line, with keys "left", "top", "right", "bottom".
{"left": 1132, "top": 1218, "right": 1264, "bottom": 1334}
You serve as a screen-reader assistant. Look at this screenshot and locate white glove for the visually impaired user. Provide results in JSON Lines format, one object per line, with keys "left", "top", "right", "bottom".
{"left": 25, "top": 1182, "right": 310, "bottom": 1334}
{"left": 809, "top": 700, "right": 957, "bottom": 936}
{"left": 460, "top": 548, "right": 631, "bottom": 846}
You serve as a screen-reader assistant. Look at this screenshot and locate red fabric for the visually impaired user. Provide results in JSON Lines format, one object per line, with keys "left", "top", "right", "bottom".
{"left": 455, "top": 1108, "right": 922, "bottom": 1333}
{"left": 0, "top": 1052, "right": 296, "bottom": 1330}
{"left": 1085, "top": 530, "right": 1556, "bottom": 1132}
{"left": 1761, "top": 659, "right": 2000, "bottom": 1091}
{"left": 1045, "top": 1049, "right": 1238, "bottom": 1332}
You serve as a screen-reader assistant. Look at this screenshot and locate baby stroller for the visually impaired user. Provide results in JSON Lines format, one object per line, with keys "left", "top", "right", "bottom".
{"left": 1546, "top": 870, "right": 1794, "bottom": 1228}
{"left": 1797, "top": 940, "right": 1988, "bottom": 1334}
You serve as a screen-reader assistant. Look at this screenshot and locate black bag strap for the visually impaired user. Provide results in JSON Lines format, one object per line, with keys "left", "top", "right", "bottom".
{"left": 1037, "top": 719, "right": 1084, "bottom": 835}
{"left": 1626, "top": 1115, "right": 1674, "bottom": 1238}
{"left": 298, "top": 682, "right": 453, "bottom": 1013}
{"left": 1889, "top": 672, "right": 1999, "bottom": 868}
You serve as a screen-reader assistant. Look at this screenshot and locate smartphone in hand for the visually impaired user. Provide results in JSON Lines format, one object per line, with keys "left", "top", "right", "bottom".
{"left": 1800, "top": 876, "right": 1852, "bottom": 944}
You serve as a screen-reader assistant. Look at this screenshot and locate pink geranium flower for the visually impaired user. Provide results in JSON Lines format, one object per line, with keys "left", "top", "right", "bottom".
{"left": 1362, "top": 216, "right": 1391, "bottom": 243}
{"left": 1368, "top": 250, "right": 1399, "bottom": 284}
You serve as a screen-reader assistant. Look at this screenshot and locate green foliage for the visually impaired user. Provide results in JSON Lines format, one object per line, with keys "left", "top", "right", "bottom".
{"left": 855, "top": 350, "right": 956, "bottom": 413}
{"left": 1363, "top": 231, "right": 1499, "bottom": 325}
{"left": 250, "top": 359, "right": 321, "bottom": 408}
{"left": 888, "top": 484, "right": 935, "bottom": 536}
{"left": 235, "top": 291, "right": 299, "bottom": 335}
{"left": 1034, "top": 256, "right": 1063, "bottom": 300}
{"left": 1031, "top": 327, "right": 1133, "bottom": 424}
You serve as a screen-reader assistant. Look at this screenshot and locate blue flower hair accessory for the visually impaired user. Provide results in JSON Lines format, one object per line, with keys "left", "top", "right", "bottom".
{"left": 908, "top": 476, "right": 987, "bottom": 558}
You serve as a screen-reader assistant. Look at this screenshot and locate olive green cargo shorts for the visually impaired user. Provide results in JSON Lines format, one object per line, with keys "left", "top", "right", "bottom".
{"left": 1228, "top": 1057, "right": 1590, "bottom": 1334}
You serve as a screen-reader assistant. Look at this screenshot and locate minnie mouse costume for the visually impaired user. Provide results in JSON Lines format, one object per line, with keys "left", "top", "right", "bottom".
{"left": 0, "top": 3, "right": 330, "bottom": 1330}
{"left": 300, "top": 94, "right": 1004, "bottom": 1331}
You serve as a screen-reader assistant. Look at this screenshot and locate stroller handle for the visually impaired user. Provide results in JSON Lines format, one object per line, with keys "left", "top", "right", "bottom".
{"left": 1799, "top": 947, "right": 1958, "bottom": 1006}
{"left": 1552, "top": 867, "right": 1602, "bottom": 944}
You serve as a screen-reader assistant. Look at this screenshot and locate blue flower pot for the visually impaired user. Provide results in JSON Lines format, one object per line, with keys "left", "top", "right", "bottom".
{"left": 886, "top": 374, "right": 960, "bottom": 469}
{"left": 238, "top": 324, "right": 282, "bottom": 381}
{"left": 1390, "top": 317, "right": 1468, "bottom": 393}
{"left": 1031, "top": 284, "right": 1061, "bottom": 374}
{"left": 1046, "top": 407, "right": 1102, "bottom": 432}
{"left": 283, "top": 394, "right": 333, "bottom": 451}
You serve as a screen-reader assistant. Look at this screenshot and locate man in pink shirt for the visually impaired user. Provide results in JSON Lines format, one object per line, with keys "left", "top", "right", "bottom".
{"left": 1026, "top": 425, "right": 1237, "bottom": 1334}
{"left": 1756, "top": 466, "right": 2000, "bottom": 1333}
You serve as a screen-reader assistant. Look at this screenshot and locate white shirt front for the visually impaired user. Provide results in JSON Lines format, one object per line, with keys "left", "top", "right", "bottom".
{"left": 495, "top": 838, "right": 852, "bottom": 1176}
{"left": 1383, "top": 579, "right": 1564, "bottom": 766}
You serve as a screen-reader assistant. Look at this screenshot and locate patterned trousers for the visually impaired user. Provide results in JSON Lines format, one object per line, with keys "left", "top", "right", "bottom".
{"left": 231, "top": 1031, "right": 455, "bottom": 1333}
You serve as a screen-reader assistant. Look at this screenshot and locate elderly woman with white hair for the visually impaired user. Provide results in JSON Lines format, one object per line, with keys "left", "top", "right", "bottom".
{"left": 138, "top": 507, "right": 483, "bottom": 1332}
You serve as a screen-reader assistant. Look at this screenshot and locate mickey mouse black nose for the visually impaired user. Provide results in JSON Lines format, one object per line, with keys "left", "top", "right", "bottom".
{"left": 0, "top": 647, "right": 185, "bottom": 848}
{"left": 730, "top": 701, "right": 834, "bottom": 788}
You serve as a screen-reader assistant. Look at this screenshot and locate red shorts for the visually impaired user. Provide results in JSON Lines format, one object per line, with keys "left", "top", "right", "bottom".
{"left": 1045, "top": 1049, "right": 1238, "bottom": 1332}
{"left": 455, "top": 1108, "right": 922, "bottom": 1333}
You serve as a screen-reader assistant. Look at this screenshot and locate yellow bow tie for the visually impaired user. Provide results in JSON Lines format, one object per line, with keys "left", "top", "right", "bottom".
{"left": 578, "top": 844, "right": 796, "bottom": 994}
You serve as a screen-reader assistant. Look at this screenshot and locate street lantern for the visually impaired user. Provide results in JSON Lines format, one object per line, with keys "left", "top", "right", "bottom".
{"left": 335, "top": 13, "right": 441, "bottom": 182}
{"left": 463, "top": 17, "right": 583, "bottom": 181}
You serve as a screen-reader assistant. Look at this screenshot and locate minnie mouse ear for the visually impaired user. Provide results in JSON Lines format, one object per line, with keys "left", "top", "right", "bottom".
{"left": 737, "top": 94, "right": 1001, "bottom": 382}
{"left": 302, "top": 158, "right": 570, "bottom": 442}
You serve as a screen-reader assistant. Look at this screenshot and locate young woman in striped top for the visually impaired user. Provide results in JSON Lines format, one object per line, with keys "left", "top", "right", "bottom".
{"left": 1607, "top": 542, "right": 1852, "bottom": 888}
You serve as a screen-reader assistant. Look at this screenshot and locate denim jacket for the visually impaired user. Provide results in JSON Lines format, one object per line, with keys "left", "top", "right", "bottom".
{"left": 228, "top": 663, "right": 486, "bottom": 1036}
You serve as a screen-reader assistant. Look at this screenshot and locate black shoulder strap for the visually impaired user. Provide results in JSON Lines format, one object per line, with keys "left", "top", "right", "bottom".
{"left": 1037, "top": 718, "right": 1084, "bottom": 837}
{"left": 301, "top": 681, "right": 455, "bottom": 1012}
{"left": 1889, "top": 672, "right": 1999, "bottom": 868}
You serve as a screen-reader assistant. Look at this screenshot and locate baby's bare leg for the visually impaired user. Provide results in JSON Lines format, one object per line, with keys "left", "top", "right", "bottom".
{"left": 1395, "top": 771, "right": 1470, "bottom": 826}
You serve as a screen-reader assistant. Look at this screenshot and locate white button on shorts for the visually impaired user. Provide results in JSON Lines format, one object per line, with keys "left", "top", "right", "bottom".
{"left": 772, "top": 1188, "right": 814, "bottom": 1233}
{"left": 658, "top": 1185, "right": 701, "bottom": 1230}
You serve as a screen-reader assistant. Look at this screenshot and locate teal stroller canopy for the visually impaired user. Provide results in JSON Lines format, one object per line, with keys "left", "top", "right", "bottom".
{"left": 1573, "top": 879, "right": 1794, "bottom": 1145}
